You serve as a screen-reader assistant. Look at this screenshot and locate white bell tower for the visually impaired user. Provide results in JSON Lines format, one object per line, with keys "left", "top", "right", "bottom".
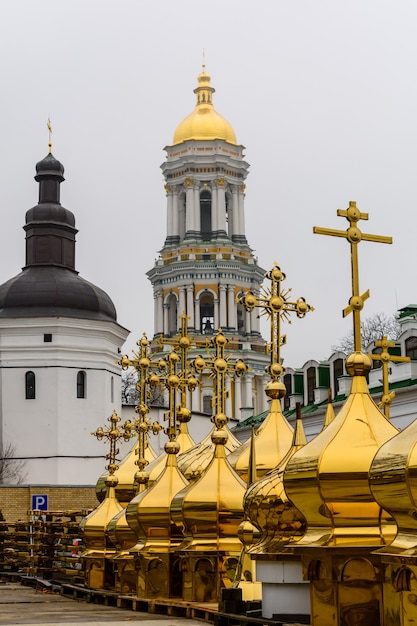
{"left": 147, "top": 68, "right": 269, "bottom": 417}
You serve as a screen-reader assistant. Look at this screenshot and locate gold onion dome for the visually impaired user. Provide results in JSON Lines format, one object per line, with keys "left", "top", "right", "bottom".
{"left": 284, "top": 352, "right": 399, "bottom": 548}
{"left": 227, "top": 382, "right": 293, "bottom": 483}
{"left": 125, "top": 440, "right": 188, "bottom": 550}
{"left": 173, "top": 67, "right": 236, "bottom": 145}
{"left": 81, "top": 474, "right": 123, "bottom": 553}
{"left": 369, "top": 413, "right": 417, "bottom": 557}
{"left": 95, "top": 439, "right": 156, "bottom": 504}
{"left": 243, "top": 410, "right": 308, "bottom": 555}
{"left": 171, "top": 423, "right": 246, "bottom": 552}
{"left": 177, "top": 421, "right": 241, "bottom": 481}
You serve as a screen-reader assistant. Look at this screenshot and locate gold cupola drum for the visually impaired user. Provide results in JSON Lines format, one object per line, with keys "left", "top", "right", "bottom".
{"left": 80, "top": 411, "right": 132, "bottom": 589}
{"left": 170, "top": 330, "right": 249, "bottom": 602}
{"left": 283, "top": 203, "right": 399, "bottom": 626}
{"left": 228, "top": 263, "right": 314, "bottom": 481}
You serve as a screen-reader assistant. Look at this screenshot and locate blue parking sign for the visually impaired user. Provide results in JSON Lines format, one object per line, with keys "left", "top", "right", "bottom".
{"left": 31, "top": 494, "right": 48, "bottom": 511}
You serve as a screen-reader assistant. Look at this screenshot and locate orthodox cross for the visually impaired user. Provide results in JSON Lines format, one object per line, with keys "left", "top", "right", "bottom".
{"left": 118, "top": 334, "right": 164, "bottom": 478}
{"left": 193, "top": 329, "right": 248, "bottom": 424}
{"left": 47, "top": 118, "right": 52, "bottom": 154}
{"left": 151, "top": 348, "right": 195, "bottom": 444}
{"left": 156, "top": 312, "right": 200, "bottom": 417}
{"left": 236, "top": 263, "right": 314, "bottom": 382}
{"left": 314, "top": 201, "right": 392, "bottom": 352}
{"left": 369, "top": 336, "right": 410, "bottom": 419}
{"left": 91, "top": 410, "right": 133, "bottom": 475}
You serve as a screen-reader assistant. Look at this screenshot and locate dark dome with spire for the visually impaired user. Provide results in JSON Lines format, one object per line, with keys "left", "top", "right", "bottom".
{"left": 0, "top": 152, "right": 117, "bottom": 322}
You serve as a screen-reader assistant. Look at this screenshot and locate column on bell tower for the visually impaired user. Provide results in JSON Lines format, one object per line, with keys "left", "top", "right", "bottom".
{"left": 227, "top": 285, "right": 236, "bottom": 330}
{"left": 186, "top": 286, "right": 195, "bottom": 329}
{"left": 215, "top": 178, "right": 228, "bottom": 239}
{"left": 164, "top": 185, "right": 180, "bottom": 246}
{"left": 219, "top": 284, "right": 227, "bottom": 328}
{"left": 184, "top": 178, "right": 195, "bottom": 239}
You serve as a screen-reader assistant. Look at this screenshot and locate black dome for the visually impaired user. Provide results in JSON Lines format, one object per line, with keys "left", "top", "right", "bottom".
{"left": 0, "top": 266, "right": 117, "bottom": 321}
{"left": 35, "top": 153, "right": 65, "bottom": 180}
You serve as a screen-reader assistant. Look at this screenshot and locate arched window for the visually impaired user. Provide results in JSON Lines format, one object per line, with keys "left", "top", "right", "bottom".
{"left": 405, "top": 336, "right": 417, "bottom": 360}
{"left": 77, "top": 371, "right": 86, "bottom": 399}
{"left": 333, "top": 358, "right": 344, "bottom": 396}
{"left": 25, "top": 371, "right": 35, "bottom": 400}
{"left": 283, "top": 373, "right": 292, "bottom": 410}
{"left": 200, "top": 190, "right": 212, "bottom": 240}
{"left": 200, "top": 293, "right": 214, "bottom": 334}
{"left": 167, "top": 293, "right": 178, "bottom": 336}
{"left": 110, "top": 376, "right": 114, "bottom": 403}
{"left": 203, "top": 395, "right": 213, "bottom": 414}
{"left": 307, "top": 367, "right": 316, "bottom": 404}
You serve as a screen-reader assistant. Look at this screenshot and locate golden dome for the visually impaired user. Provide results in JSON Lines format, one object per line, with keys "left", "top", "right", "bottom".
{"left": 244, "top": 411, "right": 307, "bottom": 555}
{"left": 227, "top": 397, "right": 294, "bottom": 483}
{"left": 173, "top": 67, "right": 236, "bottom": 145}
{"left": 370, "top": 415, "right": 417, "bottom": 557}
{"left": 284, "top": 356, "right": 399, "bottom": 548}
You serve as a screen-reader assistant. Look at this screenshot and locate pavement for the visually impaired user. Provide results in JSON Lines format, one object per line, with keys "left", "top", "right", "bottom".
{"left": 0, "top": 582, "right": 207, "bottom": 626}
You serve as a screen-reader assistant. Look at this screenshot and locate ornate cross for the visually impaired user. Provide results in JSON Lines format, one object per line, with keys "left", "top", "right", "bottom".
{"left": 118, "top": 334, "right": 164, "bottom": 477}
{"left": 314, "top": 201, "right": 392, "bottom": 353}
{"left": 91, "top": 410, "right": 133, "bottom": 475}
{"left": 236, "top": 263, "right": 313, "bottom": 382}
{"left": 370, "top": 336, "right": 410, "bottom": 419}
{"left": 193, "top": 329, "right": 248, "bottom": 424}
{"left": 156, "top": 312, "right": 200, "bottom": 416}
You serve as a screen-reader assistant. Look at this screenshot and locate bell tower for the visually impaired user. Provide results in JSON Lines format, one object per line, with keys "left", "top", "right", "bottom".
{"left": 147, "top": 67, "right": 269, "bottom": 416}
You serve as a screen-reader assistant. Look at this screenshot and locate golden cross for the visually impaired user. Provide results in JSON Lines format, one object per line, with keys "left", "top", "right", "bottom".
{"left": 369, "top": 335, "right": 410, "bottom": 419}
{"left": 118, "top": 334, "right": 165, "bottom": 472}
{"left": 156, "top": 311, "right": 200, "bottom": 412}
{"left": 314, "top": 201, "right": 392, "bottom": 353}
{"left": 192, "top": 329, "right": 248, "bottom": 424}
{"left": 236, "top": 263, "right": 313, "bottom": 382}
{"left": 47, "top": 117, "right": 52, "bottom": 154}
{"left": 91, "top": 410, "right": 132, "bottom": 475}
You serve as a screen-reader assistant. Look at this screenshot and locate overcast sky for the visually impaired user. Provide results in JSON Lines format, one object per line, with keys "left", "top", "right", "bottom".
{"left": 0, "top": 1, "right": 415, "bottom": 367}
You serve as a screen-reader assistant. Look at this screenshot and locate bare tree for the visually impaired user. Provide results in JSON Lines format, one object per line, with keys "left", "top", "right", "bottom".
{"left": 121, "top": 368, "right": 167, "bottom": 407}
{"left": 332, "top": 312, "right": 401, "bottom": 354}
{"left": 121, "top": 368, "right": 139, "bottom": 405}
{"left": 0, "top": 442, "right": 27, "bottom": 484}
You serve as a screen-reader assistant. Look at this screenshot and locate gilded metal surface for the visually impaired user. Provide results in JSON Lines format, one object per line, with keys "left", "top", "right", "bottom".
{"left": 369, "top": 335, "right": 410, "bottom": 419}
{"left": 314, "top": 201, "right": 392, "bottom": 353}
{"left": 95, "top": 439, "right": 156, "bottom": 504}
{"left": 370, "top": 414, "right": 417, "bottom": 557}
{"left": 81, "top": 411, "right": 132, "bottom": 589}
{"left": 173, "top": 66, "right": 236, "bottom": 145}
{"left": 284, "top": 205, "right": 397, "bottom": 551}
{"left": 285, "top": 358, "right": 398, "bottom": 547}
{"left": 230, "top": 263, "right": 313, "bottom": 480}
{"left": 177, "top": 422, "right": 241, "bottom": 481}
{"left": 171, "top": 422, "right": 247, "bottom": 553}
{"left": 322, "top": 388, "right": 336, "bottom": 430}
{"left": 125, "top": 347, "right": 190, "bottom": 551}
{"left": 244, "top": 406, "right": 307, "bottom": 554}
